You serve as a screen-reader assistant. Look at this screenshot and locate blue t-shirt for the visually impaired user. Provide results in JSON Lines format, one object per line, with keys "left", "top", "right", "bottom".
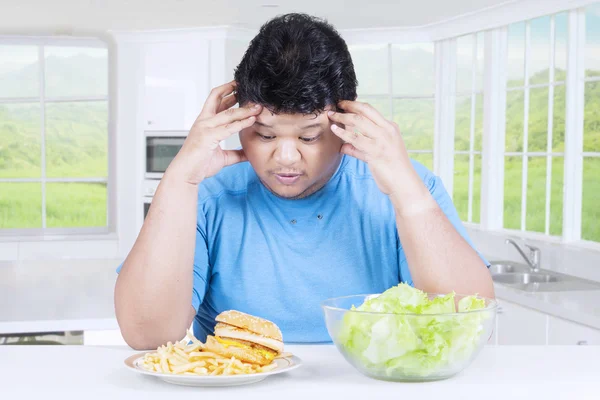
{"left": 184, "top": 155, "right": 486, "bottom": 343}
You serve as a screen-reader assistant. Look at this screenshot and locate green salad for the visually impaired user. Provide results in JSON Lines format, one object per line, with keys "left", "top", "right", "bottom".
{"left": 337, "top": 284, "right": 490, "bottom": 378}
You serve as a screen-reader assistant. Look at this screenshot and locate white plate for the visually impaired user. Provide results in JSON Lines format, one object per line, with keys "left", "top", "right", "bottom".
{"left": 124, "top": 353, "right": 303, "bottom": 387}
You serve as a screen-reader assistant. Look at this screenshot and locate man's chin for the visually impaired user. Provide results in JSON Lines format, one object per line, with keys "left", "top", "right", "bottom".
{"left": 269, "top": 185, "right": 309, "bottom": 200}
{"left": 260, "top": 179, "right": 311, "bottom": 200}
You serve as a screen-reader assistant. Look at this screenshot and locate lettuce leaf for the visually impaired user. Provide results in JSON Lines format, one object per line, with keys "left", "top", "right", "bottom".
{"left": 337, "top": 283, "right": 490, "bottom": 378}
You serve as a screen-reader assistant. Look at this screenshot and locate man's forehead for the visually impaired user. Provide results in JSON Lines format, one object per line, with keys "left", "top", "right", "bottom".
{"left": 254, "top": 105, "right": 333, "bottom": 129}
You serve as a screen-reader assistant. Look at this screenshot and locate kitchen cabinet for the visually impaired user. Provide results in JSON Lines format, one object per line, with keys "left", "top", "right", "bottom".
{"left": 496, "top": 300, "right": 548, "bottom": 345}
{"left": 548, "top": 316, "right": 600, "bottom": 345}
{"left": 144, "top": 40, "right": 210, "bottom": 132}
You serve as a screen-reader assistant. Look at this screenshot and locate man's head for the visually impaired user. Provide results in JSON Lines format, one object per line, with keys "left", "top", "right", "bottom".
{"left": 235, "top": 13, "right": 357, "bottom": 199}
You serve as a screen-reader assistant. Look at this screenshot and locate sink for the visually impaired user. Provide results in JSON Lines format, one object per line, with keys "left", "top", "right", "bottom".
{"left": 489, "top": 261, "right": 600, "bottom": 292}
{"left": 493, "top": 273, "right": 560, "bottom": 285}
{"left": 488, "top": 263, "right": 530, "bottom": 275}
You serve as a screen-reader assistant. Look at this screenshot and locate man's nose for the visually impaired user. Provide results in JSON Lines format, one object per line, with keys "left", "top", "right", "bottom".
{"left": 274, "top": 140, "right": 301, "bottom": 166}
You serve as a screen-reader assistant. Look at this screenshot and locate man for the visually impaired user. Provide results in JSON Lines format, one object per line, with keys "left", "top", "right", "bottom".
{"left": 115, "top": 13, "right": 494, "bottom": 350}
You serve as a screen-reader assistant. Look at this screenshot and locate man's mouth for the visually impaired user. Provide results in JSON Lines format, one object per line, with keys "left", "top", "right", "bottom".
{"left": 274, "top": 172, "right": 302, "bottom": 185}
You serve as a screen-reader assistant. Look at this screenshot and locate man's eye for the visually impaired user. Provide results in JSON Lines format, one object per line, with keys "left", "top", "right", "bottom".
{"left": 300, "top": 136, "right": 320, "bottom": 143}
{"left": 257, "top": 133, "right": 275, "bottom": 141}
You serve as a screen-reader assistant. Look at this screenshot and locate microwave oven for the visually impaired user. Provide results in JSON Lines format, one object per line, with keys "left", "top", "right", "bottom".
{"left": 144, "top": 131, "right": 187, "bottom": 179}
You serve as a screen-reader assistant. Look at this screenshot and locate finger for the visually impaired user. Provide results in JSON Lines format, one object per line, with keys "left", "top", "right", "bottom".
{"left": 337, "top": 100, "right": 390, "bottom": 128}
{"left": 222, "top": 149, "right": 247, "bottom": 167}
{"left": 327, "top": 111, "right": 378, "bottom": 138}
{"left": 208, "top": 104, "right": 262, "bottom": 128}
{"left": 199, "top": 81, "right": 237, "bottom": 118}
{"left": 213, "top": 115, "right": 257, "bottom": 140}
{"left": 340, "top": 143, "right": 367, "bottom": 162}
{"left": 216, "top": 93, "right": 238, "bottom": 114}
{"left": 330, "top": 123, "right": 371, "bottom": 151}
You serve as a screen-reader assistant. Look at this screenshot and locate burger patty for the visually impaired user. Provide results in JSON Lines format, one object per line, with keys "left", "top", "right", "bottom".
{"left": 214, "top": 335, "right": 277, "bottom": 355}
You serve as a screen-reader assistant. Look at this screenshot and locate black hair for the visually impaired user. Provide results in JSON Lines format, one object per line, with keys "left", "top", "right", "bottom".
{"left": 234, "top": 13, "right": 357, "bottom": 115}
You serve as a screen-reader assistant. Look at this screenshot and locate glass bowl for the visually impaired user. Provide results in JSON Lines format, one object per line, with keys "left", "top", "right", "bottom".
{"left": 322, "top": 293, "right": 497, "bottom": 382}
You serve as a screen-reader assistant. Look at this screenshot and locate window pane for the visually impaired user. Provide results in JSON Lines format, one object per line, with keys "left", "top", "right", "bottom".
{"left": 584, "top": 81, "right": 600, "bottom": 152}
{"left": 504, "top": 156, "right": 523, "bottom": 229}
{"left": 0, "top": 45, "right": 39, "bottom": 98}
{"left": 585, "top": 4, "right": 600, "bottom": 78}
{"left": 46, "top": 182, "right": 107, "bottom": 228}
{"left": 476, "top": 32, "right": 485, "bottom": 92}
{"left": 553, "top": 84, "right": 566, "bottom": 152}
{"left": 45, "top": 46, "right": 108, "bottom": 98}
{"left": 392, "top": 43, "right": 434, "bottom": 96}
{"left": 526, "top": 157, "right": 546, "bottom": 233}
{"left": 0, "top": 183, "right": 42, "bottom": 228}
{"left": 473, "top": 154, "right": 482, "bottom": 224}
{"left": 508, "top": 22, "right": 526, "bottom": 88}
{"left": 582, "top": 158, "right": 600, "bottom": 242}
{"left": 45, "top": 101, "right": 108, "bottom": 178}
{"left": 529, "top": 16, "right": 551, "bottom": 84}
{"left": 474, "top": 93, "right": 483, "bottom": 151}
{"left": 455, "top": 95, "right": 471, "bottom": 151}
{"left": 506, "top": 90, "right": 525, "bottom": 152}
{"left": 456, "top": 35, "right": 474, "bottom": 94}
{"left": 357, "top": 96, "right": 391, "bottom": 121}
{"left": 350, "top": 45, "right": 389, "bottom": 96}
{"left": 453, "top": 154, "right": 469, "bottom": 221}
{"left": 550, "top": 156, "right": 564, "bottom": 236}
{"left": 555, "top": 13, "right": 568, "bottom": 82}
{"left": 409, "top": 152, "right": 433, "bottom": 171}
{"left": 528, "top": 86, "right": 549, "bottom": 152}
{"left": 393, "top": 98, "right": 434, "bottom": 150}
{"left": 0, "top": 103, "right": 41, "bottom": 178}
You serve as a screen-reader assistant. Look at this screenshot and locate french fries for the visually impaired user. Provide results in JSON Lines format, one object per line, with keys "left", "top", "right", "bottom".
{"left": 140, "top": 330, "right": 280, "bottom": 376}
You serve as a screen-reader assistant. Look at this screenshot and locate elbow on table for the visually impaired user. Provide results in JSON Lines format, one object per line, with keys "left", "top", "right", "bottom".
{"left": 118, "top": 322, "right": 188, "bottom": 351}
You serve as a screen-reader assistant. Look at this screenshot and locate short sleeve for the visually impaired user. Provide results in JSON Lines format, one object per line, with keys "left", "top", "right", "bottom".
{"left": 192, "top": 205, "right": 211, "bottom": 311}
{"left": 397, "top": 160, "right": 489, "bottom": 284}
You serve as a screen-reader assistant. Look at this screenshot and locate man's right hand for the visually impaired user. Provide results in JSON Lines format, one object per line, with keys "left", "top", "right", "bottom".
{"left": 168, "top": 81, "right": 262, "bottom": 185}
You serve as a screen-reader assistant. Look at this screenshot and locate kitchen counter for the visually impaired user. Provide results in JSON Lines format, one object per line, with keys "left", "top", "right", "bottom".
{"left": 1, "top": 257, "right": 600, "bottom": 336}
{"left": 494, "top": 284, "right": 600, "bottom": 330}
{"left": 0, "top": 259, "right": 119, "bottom": 334}
{"left": 1, "top": 345, "right": 598, "bottom": 399}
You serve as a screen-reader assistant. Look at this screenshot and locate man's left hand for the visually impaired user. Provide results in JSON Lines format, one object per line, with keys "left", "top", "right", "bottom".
{"left": 327, "top": 100, "right": 415, "bottom": 197}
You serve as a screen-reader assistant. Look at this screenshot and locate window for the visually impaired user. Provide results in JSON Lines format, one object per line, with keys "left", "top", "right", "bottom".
{"left": 350, "top": 43, "right": 435, "bottom": 170}
{"left": 454, "top": 33, "right": 484, "bottom": 224}
{"left": 504, "top": 13, "right": 567, "bottom": 236}
{"left": 583, "top": 4, "right": 600, "bottom": 242}
{"left": 0, "top": 41, "right": 109, "bottom": 233}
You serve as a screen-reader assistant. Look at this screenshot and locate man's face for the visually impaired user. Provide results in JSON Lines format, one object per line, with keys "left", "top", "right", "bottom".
{"left": 239, "top": 104, "right": 344, "bottom": 199}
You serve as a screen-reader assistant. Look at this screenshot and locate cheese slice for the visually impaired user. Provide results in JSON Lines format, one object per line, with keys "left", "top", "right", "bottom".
{"left": 215, "top": 336, "right": 251, "bottom": 349}
{"left": 215, "top": 336, "right": 276, "bottom": 360}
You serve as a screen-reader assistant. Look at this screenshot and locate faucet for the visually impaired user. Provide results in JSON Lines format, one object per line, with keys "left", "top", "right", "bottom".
{"left": 505, "top": 239, "right": 541, "bottom": 272}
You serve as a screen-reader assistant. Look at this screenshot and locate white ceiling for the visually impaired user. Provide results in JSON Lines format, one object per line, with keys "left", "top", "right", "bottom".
{"left": 0, "top": 0, "right": 515, "bottom": 33}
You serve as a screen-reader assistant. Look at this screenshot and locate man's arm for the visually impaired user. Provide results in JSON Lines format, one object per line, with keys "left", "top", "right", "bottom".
{"left": 114, "top": 82, "right": 262, "bottom": 350}
{"left": 327, "top": 101, "right": 494, "bottom": 299}
{"left": 114, "top": 174, "right": 199, "bottom": 350}
{"left": 391, "top": 167, "right": 494, "bottom": 298}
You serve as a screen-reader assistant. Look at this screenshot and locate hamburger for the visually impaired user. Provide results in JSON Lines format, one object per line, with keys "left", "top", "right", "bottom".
{"left": 204, "top": 310, "right": 284, "bottom": 366}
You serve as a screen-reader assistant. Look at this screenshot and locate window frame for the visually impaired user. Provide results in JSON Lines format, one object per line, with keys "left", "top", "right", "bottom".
{"left": 451, "top": 32, "right": 485, "bottom": 225}
{"left": 439, "top": 6, "right": 600, "bottom": 250}
{"left": 0, "top": 35, "right": 113, "bottom": 236}
{"left": 350, "top": 43, "right": 436, "bottom": 171}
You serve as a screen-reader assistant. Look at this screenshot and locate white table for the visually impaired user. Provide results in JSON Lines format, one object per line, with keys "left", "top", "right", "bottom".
{"left": 1, "top": 345, "right": 598, "bottom": 399}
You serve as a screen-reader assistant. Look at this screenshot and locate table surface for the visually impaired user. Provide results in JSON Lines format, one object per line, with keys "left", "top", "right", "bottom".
{"left": 1, "top": 344, "right": 598, "bottom": 399}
